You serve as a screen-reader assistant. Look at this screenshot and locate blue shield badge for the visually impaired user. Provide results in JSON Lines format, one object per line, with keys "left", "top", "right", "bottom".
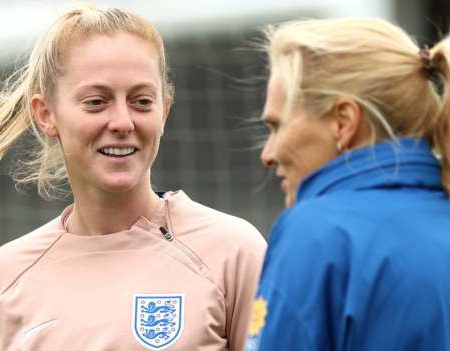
{"left": 133, "top": 294, "right": 184, "bottom": 350}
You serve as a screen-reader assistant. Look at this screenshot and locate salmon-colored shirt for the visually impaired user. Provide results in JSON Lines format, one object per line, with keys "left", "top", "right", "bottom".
{"left": 0, "top": 191, "right": 266, "bottom": 351}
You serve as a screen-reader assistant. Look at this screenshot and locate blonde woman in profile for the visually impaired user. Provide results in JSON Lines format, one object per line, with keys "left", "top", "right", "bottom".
{"left": 245, "top": 18, "right": 450, "bottom": 351}
{"left": 0, "top": 4, "right": 266, "bottom": 350}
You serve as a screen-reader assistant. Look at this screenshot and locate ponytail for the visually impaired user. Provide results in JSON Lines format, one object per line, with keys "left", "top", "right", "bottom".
{"left": 0, "top": 70, "right": 31, "bottom": 160}
{"left": 430, "top": 37, "right": 450, "bottom": 195}
{"left": 0, "top": 65, "right": 67, "bottom": 199}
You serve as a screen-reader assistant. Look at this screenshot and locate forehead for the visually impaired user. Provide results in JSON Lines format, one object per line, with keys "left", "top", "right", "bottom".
{"left": 263, "top": 73, "right": 287, "bottom": 122}
{"left": 59, "top": 32, "right": 161, "bottom": 85}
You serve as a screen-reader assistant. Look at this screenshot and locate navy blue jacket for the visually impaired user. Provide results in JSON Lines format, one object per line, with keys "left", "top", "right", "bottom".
{"left": 247, "top": 138, "right": 450, "bottom": 351}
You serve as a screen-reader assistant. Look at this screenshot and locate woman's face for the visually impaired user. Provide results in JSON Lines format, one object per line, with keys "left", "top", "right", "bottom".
{"left": 260, "top": 73, "right": 338, "bottom": 207}
{"left": 43, "top": 32, "right": 169, "bottom": 196}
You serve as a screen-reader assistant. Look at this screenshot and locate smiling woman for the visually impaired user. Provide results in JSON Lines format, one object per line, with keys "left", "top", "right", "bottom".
{"left": 32, "top": 32, "right": 167, "bottom": 205}
{"left": 0, "top": 4, "right": 266, "bottom": 351}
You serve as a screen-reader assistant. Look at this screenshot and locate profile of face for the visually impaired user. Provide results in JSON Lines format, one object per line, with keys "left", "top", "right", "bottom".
{"left": 32, "top": 32, "right": 169, "bottom": 195}
{"left": 260, "top": 73, "right": 339, "bottom": 207}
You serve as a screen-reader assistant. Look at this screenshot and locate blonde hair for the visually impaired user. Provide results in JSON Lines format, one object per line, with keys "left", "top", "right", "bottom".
{"left": 0, "top": 4, "right": 174, "bottom": 199}
{"left": 264, "top": 18, "right": 450, "bottom": 193}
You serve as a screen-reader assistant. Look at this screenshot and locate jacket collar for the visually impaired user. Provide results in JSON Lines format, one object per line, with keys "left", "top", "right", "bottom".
{"left": 296, "top": 138, "right": 443, "bottom": 203}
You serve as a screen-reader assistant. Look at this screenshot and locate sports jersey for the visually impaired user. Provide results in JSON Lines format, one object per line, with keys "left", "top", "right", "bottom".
{"left": 246, "top": 138, "right": 450, "bottom": 351}
{"left": 0, "top": 190, "right": 266, "bottom": 351}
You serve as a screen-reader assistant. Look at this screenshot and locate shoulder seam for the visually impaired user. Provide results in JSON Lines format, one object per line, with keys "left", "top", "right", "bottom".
{"left": 1, "top": 234, "right": 64, "bottom": 295}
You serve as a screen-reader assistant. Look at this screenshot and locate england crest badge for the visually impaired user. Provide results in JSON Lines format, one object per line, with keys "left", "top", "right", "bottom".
{"left": 132, "top": 294, "right": 185, "bottom": 350}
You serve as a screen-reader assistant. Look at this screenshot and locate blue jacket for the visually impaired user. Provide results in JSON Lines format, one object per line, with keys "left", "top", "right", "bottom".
{"left": 246, "top": 138, "right": 450, "bottom": 351}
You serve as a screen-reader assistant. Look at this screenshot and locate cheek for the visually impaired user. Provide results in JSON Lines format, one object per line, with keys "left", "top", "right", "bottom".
{"left": 59, "top": 122, "right": 93, "bottom": 142}
{"left": 138, "top": 120, "right": 163, "bottom": 154}
{"left": 275, "top": 129, "right": 306, "bottom": 167}
{"left": 53, "top": 107, "right": 85, "bottom": 137}
{"left": 56, "top": 120, "right": 101, "bottom": 155}
{"left": 276, "top": 127, "right": 333, "bottom": 178}
{"left": 140, "top": 123, "right": 163, "bottom": 142}
{"left": 150, "top": 135, "right": 161, "bottom": 152}
{"left": 275, "top": 139, "right": 297, "bottom": 166}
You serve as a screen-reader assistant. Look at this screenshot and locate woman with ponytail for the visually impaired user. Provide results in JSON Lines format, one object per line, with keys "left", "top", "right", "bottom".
{"left": 246, "top": 18, "right": 450, "bottom": 351}
{"left": 0, "top": 4, "right": 266, "bottom": 351}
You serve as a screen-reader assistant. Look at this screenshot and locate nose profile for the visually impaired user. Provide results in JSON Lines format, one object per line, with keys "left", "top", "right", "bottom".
{"left": 261, "top": 138, "right": 276, "bottom": 167}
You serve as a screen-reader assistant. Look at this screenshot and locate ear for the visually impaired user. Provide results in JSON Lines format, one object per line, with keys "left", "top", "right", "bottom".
{"left": 329, "top": 97, "right": 363, "bottom": 151}
{"left": 31, "top": 94, "right": 59, "bottom": 137}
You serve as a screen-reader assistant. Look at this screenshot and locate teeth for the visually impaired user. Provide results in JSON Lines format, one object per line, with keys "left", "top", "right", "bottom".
{"left": 100, "top": 147, "right": 135, "bottom": 156}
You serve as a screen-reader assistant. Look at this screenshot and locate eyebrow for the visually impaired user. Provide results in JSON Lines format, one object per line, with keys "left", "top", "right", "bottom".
{"left": 129, "top": 83, "right": 158, "bottom": 95}
{"left": 74, "top": 83, "right": 158, "bottom": 97}
{"left": 75, "top": 84, "right": 111, "bottom": 96}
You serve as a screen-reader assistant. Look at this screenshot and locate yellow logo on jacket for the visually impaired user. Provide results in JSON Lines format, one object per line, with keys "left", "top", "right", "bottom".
{"left": 248, "top": 297, "right": 267, "bottom": 336}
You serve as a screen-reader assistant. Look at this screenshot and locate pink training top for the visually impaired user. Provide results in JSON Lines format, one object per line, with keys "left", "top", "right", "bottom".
{"left": 0, "top": 191, "right": 266, "bottom": 351}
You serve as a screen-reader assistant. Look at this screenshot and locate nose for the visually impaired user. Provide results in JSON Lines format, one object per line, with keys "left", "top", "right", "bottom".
{"left": 108, "top": 101, "right": 135, "bottom": 135}
{"left": 260, "top": 137, "right": 277, "bottom": 168}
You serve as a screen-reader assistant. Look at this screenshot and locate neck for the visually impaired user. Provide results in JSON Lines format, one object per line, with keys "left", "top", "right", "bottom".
{"left": 67, "top": 185, "right": 160, "bottom": 236}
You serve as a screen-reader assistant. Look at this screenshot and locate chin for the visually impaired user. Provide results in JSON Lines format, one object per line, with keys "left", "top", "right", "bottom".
{"left": 97, "top": 176, "right": 142, "bottom": 193}
{"left": 97, "top": 183, "right": 135, "bottom": 194}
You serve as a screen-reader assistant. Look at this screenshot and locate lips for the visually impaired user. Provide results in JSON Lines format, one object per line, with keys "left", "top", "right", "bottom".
{"left": 98, "top": 146, "right": 137, "bottom": 157}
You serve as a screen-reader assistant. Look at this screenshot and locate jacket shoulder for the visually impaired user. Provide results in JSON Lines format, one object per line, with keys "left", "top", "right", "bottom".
{"left": 168, "top": 190, "right": 266, "bottom": 246}
{"left": 0, "top": 217, "right": 63, "bottom": 294}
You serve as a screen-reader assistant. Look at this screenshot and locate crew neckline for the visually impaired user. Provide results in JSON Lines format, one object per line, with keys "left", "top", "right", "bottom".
{"left": 59, "top": 194, "right": 167, "bottom": 237}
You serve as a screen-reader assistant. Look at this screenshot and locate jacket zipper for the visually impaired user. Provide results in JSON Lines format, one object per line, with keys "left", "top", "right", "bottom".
{"left": 159, "top": 227, "right": 174, "bottom": 241}
{"left": 159, "top": 199, "right": 209, "bottom": 276}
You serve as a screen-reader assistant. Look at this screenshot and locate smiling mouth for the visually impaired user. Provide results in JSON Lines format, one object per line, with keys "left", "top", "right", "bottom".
{"left": 98, "top": 147, "right": 137, "bottom": 157}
